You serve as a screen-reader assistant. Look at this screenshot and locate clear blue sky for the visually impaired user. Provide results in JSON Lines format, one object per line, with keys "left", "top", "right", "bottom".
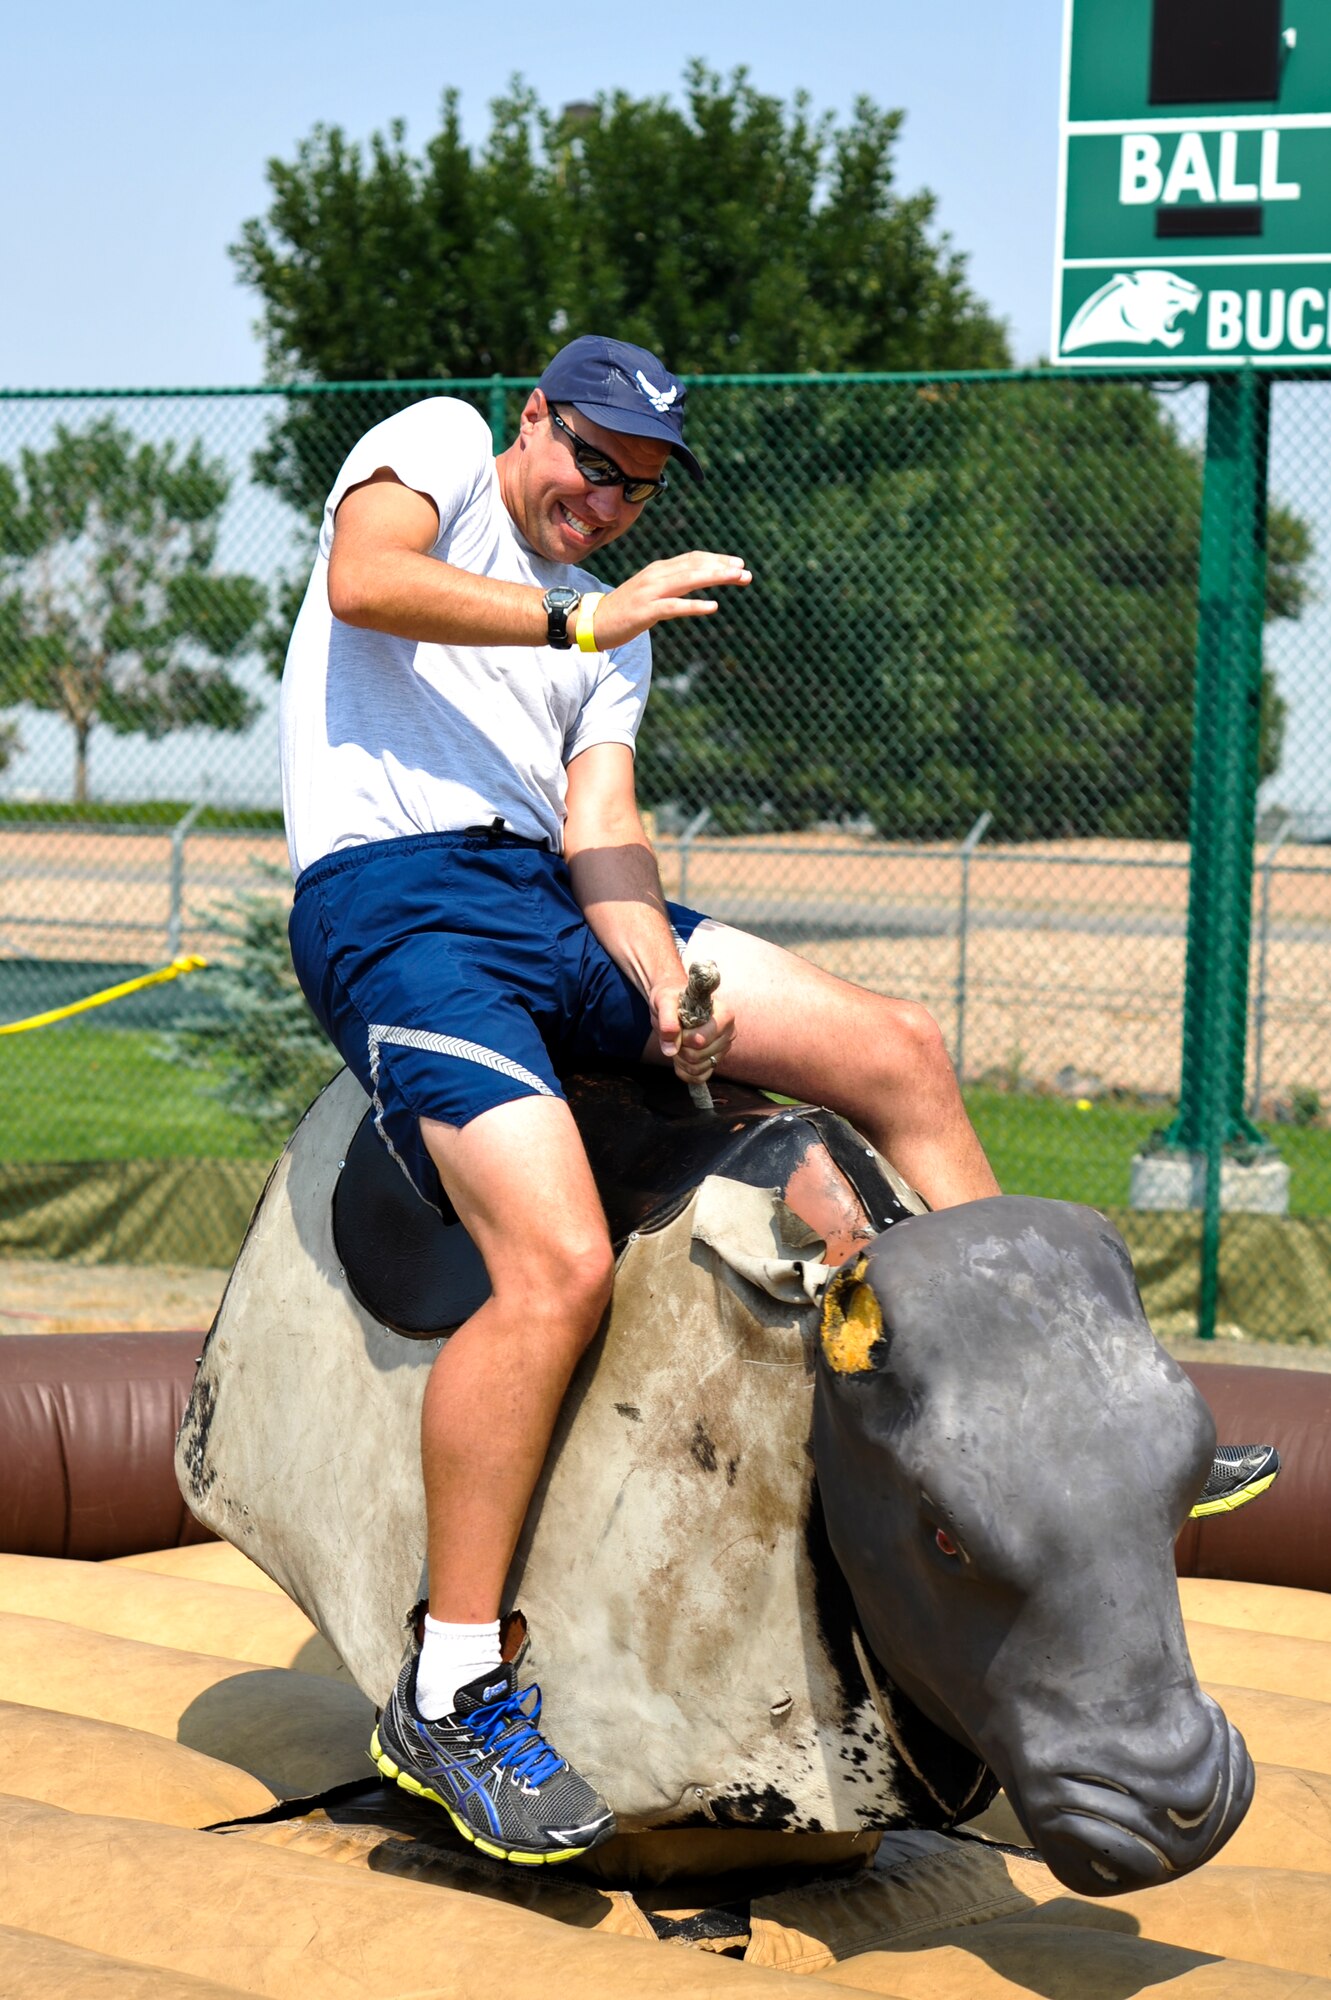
{"left": 1, "top": 0, "right": 1066, "bottom": 386}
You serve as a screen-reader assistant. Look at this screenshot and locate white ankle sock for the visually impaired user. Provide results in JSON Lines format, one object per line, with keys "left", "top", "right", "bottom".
{"left": 415, "top": 1615, "right": 502, "bottom": 1721}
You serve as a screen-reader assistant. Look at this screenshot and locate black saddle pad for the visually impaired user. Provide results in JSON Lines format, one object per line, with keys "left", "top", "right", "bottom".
{"left": 331, "top": 1065, "right": 911, "bottom": 1339}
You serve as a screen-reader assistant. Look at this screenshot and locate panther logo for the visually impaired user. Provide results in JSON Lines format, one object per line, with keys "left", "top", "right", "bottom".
{"left": 1062, "top": 270, "right": 1202, "bottom": 352}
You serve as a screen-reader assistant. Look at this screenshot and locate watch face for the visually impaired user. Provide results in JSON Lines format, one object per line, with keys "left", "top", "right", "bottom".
{"left": 545, "top": 588, "right": 579, "bottom": 613}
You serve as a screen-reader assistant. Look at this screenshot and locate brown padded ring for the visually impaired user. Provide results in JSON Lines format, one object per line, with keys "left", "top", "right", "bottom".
{"left": 0, "top": 1332, "right": 215, "bottom": 1560}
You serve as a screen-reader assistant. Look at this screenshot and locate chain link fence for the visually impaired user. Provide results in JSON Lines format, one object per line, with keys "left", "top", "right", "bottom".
{"left": 1, "top": 371, "right": 1328, "bottom": 1345}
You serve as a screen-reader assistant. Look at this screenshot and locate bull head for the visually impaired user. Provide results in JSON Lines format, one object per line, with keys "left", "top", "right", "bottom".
{"left": 813, "top": 1194, "right": 1253, "bottom": 1896}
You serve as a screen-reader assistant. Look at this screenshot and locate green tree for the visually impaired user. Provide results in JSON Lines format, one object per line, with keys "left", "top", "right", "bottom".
{"left": 232, "top": 64, "right": 1009, "bottom": 528}
{"left": 614, "top": 376, "right": 1306, "bottom": 838}
{"left": 233, "top": 68, "right": 1311, "bottom": 840}
{"left": 0, "top": 419, "right": 267, "bottom": 802}
{"left": 168, "top": 866, "right": 340, "bottom": 1145}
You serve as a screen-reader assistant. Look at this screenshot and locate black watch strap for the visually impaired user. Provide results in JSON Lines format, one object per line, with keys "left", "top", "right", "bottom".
{"left": 542, "top": 588, "right": 581, "bottom": 650}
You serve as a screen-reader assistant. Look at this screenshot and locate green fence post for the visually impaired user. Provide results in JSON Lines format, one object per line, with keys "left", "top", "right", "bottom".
{"left": 1161, "top": 366, "right": 1275, "bottom": 1339}
{"left": 488, "top": 376, "right": 508, "bottom": 453}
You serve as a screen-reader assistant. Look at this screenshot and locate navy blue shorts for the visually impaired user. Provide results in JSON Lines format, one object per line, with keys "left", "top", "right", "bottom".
{"left": 289, "top": 830, "right": 708, "bottom": 1207}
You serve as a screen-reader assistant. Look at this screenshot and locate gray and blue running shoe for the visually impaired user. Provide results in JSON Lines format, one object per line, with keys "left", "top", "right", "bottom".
{"left": 370, "top": 1656, "right": 616, "bottom": 1866}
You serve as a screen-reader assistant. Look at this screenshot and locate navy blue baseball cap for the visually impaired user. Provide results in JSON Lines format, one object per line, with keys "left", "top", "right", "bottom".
{"left": 536, "top": 335, "right": 704, "bottom": 486}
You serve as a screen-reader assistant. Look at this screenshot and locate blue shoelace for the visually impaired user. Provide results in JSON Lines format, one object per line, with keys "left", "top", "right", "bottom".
{"left": 467, "top": 1683, "right": 565, "bottom": 1787}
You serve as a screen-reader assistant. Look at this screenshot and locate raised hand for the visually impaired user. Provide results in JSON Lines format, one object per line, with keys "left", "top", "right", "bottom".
{"left": 593, "top": 552, "right": 751, "bottom": 650}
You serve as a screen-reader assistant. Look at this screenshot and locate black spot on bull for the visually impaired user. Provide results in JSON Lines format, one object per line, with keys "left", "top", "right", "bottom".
{"left": 708, "top": 1784, "right": 802, "bottom": 1831}
{"left": 690, "top": 1419, "right": 718, "bottom": 1473}
{"left": 176, "top": 1370, "right": 218, "bottom": 1505}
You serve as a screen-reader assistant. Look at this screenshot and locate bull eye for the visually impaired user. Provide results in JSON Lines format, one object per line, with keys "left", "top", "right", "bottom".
{"left": 934, "top": 1527, "right": 960, "bottom": 1559}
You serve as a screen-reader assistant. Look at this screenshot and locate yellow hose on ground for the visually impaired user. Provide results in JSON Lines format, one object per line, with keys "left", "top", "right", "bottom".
{"left": 0, "top": 955, "right": 209, "bottom": 1034}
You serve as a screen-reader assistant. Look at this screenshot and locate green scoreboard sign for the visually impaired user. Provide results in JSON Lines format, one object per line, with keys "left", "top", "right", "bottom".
{"left": 1054, "top": 0, "right": 1331, "bottom": 366}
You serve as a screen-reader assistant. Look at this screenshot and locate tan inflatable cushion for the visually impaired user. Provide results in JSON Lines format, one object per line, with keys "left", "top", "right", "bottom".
{"left": 0, "top": 1699, "right": 275, "bottom": 1825}
{"left": 0, "top": 1921, "right": 259, "bottom": 1998}
{"left": 0, "top": 1793, "right": 905, "bottom": 2000}
{"left": 997, "top": 1862, "right": 1331, "bottom": 1980}
{"left": 1180, "top": 1578, "right": 1331, "bottom": 1646}
{"left": 0, "top": 1611, "right": 373, "bottom": 1797}
{"left": 0, "top": 1554, "right": 344, "bottom": 1677}
{"left": 109, "top": 1542, "right": 286, "bottom": 1594}
{"left": 818, "top": 1930, "right": 1331, "bottom": 1997}
{"left": 742, "top": 1830, "right": 1331, "bottom": 1980}
{"left": 1204, "top": 1684, "right": 1331, "bottom": 1779}
{"left": 1188, "top": 1622, "right": 1331, "bottom": 1705}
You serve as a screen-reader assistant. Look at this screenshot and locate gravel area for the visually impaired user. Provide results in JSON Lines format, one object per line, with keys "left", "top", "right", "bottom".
{"left": 0, "top": 1258, "right": 226, "bottom": 1334}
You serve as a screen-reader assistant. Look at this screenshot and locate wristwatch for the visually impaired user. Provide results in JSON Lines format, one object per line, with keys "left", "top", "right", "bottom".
{"left": 542, "top": 586, "right": 582, "bottom": 650}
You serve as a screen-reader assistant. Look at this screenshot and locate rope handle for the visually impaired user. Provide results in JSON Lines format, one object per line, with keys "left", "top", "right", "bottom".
{"left": 677, "top": 960, "right": 720, "bottom": 1113}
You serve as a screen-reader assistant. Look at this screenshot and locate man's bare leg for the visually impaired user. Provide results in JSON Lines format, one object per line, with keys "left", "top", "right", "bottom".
{"left": 369, "top": 1091, "right": 618, "bottom": 1860}
{"left": 418, "top": 1094, "right": 614, "bottom": 1625}
{"left": 655, "top": 923, "right": 998, "bottom": 1210}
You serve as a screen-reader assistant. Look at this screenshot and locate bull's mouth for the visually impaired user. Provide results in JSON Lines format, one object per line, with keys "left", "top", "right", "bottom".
{"left": 1009, "top": 1739, "right": 1253, "bottom": 1897}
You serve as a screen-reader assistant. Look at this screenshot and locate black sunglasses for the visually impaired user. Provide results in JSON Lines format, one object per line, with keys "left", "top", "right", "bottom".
{"left": 549, "top": 407, "right": 668, "bottom": 504}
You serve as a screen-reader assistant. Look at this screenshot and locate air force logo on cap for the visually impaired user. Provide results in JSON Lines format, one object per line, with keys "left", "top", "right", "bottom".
{"left": 634, "top": 369, "right": 679, "bottom": 415}
{"left": 536, "top": 334, "right": 704, "bottom": 484}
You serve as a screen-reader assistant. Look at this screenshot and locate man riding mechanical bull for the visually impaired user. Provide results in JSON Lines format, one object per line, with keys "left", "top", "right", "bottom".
{"left": 279, "top": 333, "right": 1278, "bottom": 1868}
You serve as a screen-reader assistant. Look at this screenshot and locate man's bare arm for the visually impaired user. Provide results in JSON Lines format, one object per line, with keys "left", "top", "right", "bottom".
{"left": 327, "top": 471, "right": 750, "bottom": 650}
{"left": 564, "top": 744, "right": 734, "bottom": 1076}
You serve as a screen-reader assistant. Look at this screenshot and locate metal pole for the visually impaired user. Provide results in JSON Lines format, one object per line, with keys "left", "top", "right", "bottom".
{"left": 677, "top": 806, "right": 711, "bottom": 908}
{"left": 167, "top": 799, "right": 206, "bottom": 958}
{"left": 488, "top": 375, "right": 508, "bottom": 452}
{"left": 1249, "top": 812, "right": 1292, "bottom": 1122}
{"left": 1162, "top": 368, "right": 1274, "bottom": 1340}
{"left": 954, "top": 810, "right": 992, "bottom": 1084}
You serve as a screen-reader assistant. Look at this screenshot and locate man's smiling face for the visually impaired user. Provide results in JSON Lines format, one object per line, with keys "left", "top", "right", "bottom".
{"left": 501, "top": 389, "right": 669, "bottom": 565}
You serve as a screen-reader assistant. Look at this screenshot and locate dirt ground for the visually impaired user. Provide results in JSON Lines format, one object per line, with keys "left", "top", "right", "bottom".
{"left": 5, "top": 826, "right": 1330, "bottom": 1099}
{"left": 0, "top": 1258, "right": 226, "bottom": 1334}
{"left": 3, "top": 1254, "right": 1329, "bottom": 1370}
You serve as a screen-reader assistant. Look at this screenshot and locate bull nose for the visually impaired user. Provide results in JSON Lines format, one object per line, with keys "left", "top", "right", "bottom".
{"left": 1016, "top": 1709, "right": 1254, "bottom": 1896}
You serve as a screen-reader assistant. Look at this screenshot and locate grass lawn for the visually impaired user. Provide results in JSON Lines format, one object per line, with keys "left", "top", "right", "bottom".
{"left": 3, "top": 1025, "right": 273, "bottom": 1161}
{"left": 965, "top": 1085, "right": 1331, "bottom": 1217}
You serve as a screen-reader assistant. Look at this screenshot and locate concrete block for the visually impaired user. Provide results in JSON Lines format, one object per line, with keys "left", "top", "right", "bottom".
{"left": 1129, "top": 1151, "right": 1290, "bottom": 1216}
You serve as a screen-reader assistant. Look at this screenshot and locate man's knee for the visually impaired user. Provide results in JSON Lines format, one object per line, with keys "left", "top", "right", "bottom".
{"left": 877, "top": 997, "right": 953, "bottom": 1083}
{"left": 561, "top": 1233, "right": 616, "bottom": 1334}
{"left": 498, "top": 1230, "right": 615, "bottom": 1349}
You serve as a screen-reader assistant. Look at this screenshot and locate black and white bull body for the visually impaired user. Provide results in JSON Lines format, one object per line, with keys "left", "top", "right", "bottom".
{"left": 178, "top": 1067, "right": 1250, "bottom": 1895}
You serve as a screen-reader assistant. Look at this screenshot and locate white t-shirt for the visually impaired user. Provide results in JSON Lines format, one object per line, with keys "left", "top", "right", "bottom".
{"left": 279, "top": 397, "right": 653, "bottom": 877}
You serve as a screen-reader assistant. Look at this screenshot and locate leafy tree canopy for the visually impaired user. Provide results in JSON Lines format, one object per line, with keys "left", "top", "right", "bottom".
{"left": 232, "top": 68, "right": 1310, "bottom": 842}
{"left": 0, "top": 419, "right": 267, "bottom": 802}
{"left": 233, "top": 62, "right": 1010, "bottom": 398}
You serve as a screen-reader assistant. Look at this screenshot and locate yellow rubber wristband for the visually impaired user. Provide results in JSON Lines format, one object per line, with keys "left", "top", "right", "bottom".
{"left": 575, "top": 593, "right": 605, "bottom": 653}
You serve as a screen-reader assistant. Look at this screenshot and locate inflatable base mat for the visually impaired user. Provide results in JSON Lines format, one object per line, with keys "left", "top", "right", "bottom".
{"left": 1, "top": 1545, "right": 1328, "bottom": 1992}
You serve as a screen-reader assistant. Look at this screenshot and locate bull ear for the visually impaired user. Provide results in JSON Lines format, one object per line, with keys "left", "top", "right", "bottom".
{"left": 819, "top": 1254, "right": 889, "bottom": 1376}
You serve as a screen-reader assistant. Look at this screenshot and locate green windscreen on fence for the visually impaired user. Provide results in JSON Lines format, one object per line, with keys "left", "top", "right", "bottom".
{"left": 1, "top": 370, "right": 1328, "bottom": 1345}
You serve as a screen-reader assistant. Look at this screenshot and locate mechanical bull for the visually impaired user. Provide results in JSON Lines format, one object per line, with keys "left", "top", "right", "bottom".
{"left": 177, "top": 1064, "right": 1251, "bottom": 1896}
